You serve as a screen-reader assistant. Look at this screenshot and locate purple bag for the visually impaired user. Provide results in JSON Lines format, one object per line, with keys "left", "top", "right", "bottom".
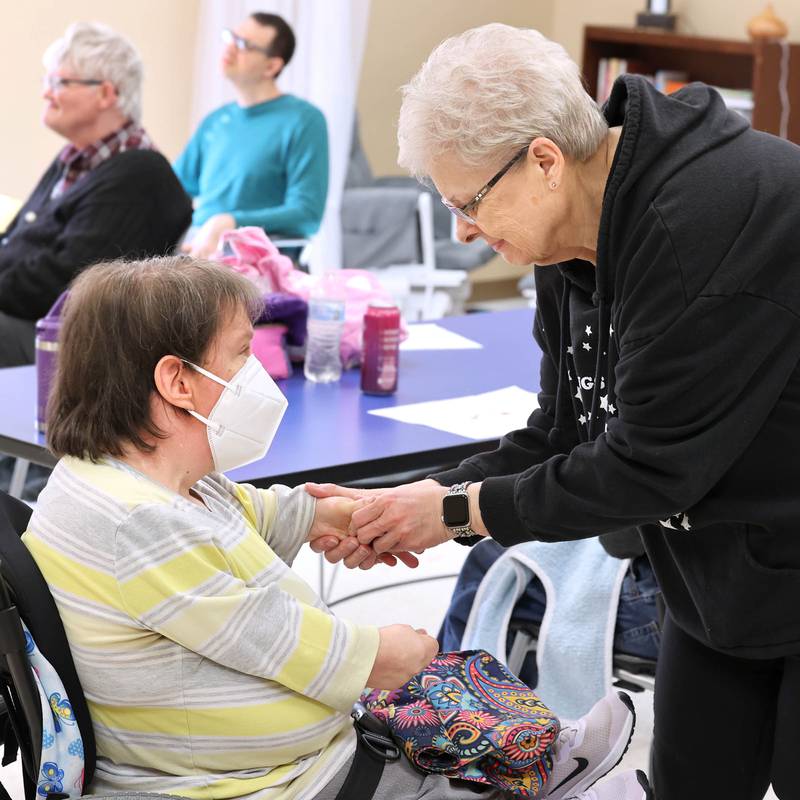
{"left": 259, "top": 292, "right": 308, "bottom": 351}
{"left": 35, "top": 292, "right": 68, "bottom": 432}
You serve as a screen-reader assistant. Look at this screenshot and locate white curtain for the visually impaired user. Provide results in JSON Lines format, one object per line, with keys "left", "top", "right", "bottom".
{"left": 190, "top": 0, "right": 372, "bottom": 273}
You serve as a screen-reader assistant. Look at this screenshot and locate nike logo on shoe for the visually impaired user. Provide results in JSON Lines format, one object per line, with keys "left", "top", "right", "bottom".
{"left": 549, "top": 757, "right": 589, "bottom": 793}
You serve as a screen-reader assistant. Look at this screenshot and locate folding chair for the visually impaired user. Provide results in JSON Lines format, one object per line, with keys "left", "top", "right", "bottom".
{"left": 506, "top": 620, "right": 657, "bottom": 695}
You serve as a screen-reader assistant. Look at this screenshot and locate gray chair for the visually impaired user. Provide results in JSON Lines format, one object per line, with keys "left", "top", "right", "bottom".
{"left": 341, "top": 122, "right": 495, "bottom": 319}
{"left": 506, "top": 620, "right": 657, "bottom": 696}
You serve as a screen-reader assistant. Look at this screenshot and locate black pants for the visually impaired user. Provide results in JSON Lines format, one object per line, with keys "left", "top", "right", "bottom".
{"left": 652, "top": 614, "right": 800, "bottom": 799}
{"left": 0, "top": 311, "right": 35, "bottom": 366}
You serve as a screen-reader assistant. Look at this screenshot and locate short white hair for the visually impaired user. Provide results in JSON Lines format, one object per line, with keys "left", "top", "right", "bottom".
{"left": 398, "top": 23, "right": 608, "bottom": 179}
{"left": 43, "top": 22, "right": 143, "bottom": 122}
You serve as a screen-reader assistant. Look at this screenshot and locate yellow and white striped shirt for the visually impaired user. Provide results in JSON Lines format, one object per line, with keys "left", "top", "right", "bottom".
{"left": 23, "top": 456, "right": 379, "bottom": 799}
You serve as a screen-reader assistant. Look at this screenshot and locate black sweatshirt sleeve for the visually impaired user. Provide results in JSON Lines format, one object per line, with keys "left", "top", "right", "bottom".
{"left": 0, "top": 154, "right": 190, "bottom": 320}
{"left": 481, "top": 292, "right": 800, "bottom": 546}
{"left": 0, "top": 202, "right": 151, "bottom": 319}
{"left": 431, "top": 308, "right": 581, "bottom": 487}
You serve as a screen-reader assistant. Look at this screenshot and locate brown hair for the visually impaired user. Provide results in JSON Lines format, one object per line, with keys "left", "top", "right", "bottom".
{"left": 47, "top": 256, "right": 263, "bottom": 461}
{"left": 251, "top": 12, "right": 295, "bottom": 76}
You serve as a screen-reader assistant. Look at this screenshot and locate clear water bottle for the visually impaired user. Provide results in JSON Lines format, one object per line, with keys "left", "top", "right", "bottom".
{"left": 304, "top": 272, "right": 346, "bottom": 383}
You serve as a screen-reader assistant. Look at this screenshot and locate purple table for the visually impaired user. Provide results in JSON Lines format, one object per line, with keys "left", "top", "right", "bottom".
{"left": 0, "top": 309, "right": 540, "bottom": 488}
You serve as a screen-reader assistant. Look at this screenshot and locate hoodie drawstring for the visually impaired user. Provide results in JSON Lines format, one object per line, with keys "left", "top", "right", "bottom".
{"left": 548, "top": 280, "right": 582, "bottom": 448}
{"left": 587, "top": 292, "right": 611, "bottom": 440}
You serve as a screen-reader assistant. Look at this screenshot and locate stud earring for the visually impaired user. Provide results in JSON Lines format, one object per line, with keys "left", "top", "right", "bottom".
{"left": 550, "top": 182, "right": 558, "bottom": 190}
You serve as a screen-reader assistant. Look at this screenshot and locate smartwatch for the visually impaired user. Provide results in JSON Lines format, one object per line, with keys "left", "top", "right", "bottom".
{"left": 441, "top": 482, "right": 476, "bottom": 538}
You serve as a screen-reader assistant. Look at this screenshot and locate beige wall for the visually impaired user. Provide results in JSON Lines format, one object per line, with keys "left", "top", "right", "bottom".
{"left": 1, "top": 0, "right": 199, "bottom": 200}
{"left": 356, "top": 0, "right": 554, "bottom": 177}
{"left": 550, "top": 0, "right": 800, "bottom": 63}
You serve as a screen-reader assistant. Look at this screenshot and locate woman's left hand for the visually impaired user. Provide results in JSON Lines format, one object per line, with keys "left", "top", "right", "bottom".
{"left": 346, "top": 480, "right": 448, "bottom": 554}
{"left": 307, "top": 496, "right": 420, "bottom": 569}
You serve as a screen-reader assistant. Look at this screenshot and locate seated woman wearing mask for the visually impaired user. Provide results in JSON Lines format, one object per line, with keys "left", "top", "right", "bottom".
{"left": 22, "top": 257, "right": 646, "bottom": 800}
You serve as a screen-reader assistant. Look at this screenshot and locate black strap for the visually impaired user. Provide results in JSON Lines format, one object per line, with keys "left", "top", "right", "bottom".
{"left": 334, "top": 708, "right": 401, "bottom": 800}
{"left": 0, "top": 692, "right": 18, "bottom": 768}
{"left": 0, "top": 684, "right": 24, "bottom": 773}
{"left": 332, "top": 730, "right": 389, "bottom": 800}
{"left": 0, "top": 608, "right": 26, "bottom": 658}
{"left": 22, "top": 768, "right": 36, "bottom": 800}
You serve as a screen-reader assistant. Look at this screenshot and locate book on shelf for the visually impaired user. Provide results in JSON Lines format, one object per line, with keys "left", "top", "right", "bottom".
{"left": 711, "top": 85, "right": 754, "bottom": 123}
{"left": 654, "top": 69, "right": 688, "bottom": 93}
{"left": 593, "top": 62, "right": 754, "bottom": 115}
{"left": 595, "top": 58, "right": 653, "bottom": 103}
{"left": 595, "top": 57, "right": 621, "bottom": 103}
{"left": 663, "top": 79, "right": 689, "bottom": 94}
{"left": 710, "top": 86, "right": 754, "bottom": 111}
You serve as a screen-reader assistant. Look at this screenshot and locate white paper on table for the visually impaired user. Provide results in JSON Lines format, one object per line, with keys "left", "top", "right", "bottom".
{"left": 369, "top": 385, "right": 538, "bottom": 440}
{"left": 399, "top": 323, "right": 482, "bottom": 351}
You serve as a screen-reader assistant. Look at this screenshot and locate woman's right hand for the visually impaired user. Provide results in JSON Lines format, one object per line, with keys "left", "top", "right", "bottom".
{"left": 366, "top": 624, "right": 439, "bottom": 690}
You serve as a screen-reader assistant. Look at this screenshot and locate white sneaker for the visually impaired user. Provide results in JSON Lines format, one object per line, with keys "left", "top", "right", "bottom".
{"left": 541, "top": 691, "right": 636, "bottom": 800}
{"left": 568, "top": 770, "right": 652, "bottom": 799}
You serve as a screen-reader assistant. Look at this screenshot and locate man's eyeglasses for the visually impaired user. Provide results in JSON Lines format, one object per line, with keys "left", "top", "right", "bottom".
{"left": 441, "top": 146, "right": 528, "bottom": 225}
{"left": 221, "top": 28, "right": 272, "bottom": 57}
{"left": 43, "top": 76, "right": 103, "bottom": 93}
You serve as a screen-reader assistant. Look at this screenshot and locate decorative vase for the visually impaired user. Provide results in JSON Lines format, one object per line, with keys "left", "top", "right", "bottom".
{"left": 747, "top": 3, "right": 788, "bottom": 41}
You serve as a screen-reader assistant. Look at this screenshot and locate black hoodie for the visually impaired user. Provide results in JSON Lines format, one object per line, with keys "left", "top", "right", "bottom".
{"left": 433, "top": 75, "right": 800, "bottom": 659}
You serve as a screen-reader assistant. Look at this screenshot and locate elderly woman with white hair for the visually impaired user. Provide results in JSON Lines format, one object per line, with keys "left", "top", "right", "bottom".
{"left": 0, "top": 21, "right": 191, "bottom": 367}
{"left": 309, "top": 23, "right": 800, "bottom": 800}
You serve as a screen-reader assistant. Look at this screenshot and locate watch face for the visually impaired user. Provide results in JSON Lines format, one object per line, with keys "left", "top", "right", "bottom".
{"left": 443, "top": 493, "right": 470, "bottom": 528}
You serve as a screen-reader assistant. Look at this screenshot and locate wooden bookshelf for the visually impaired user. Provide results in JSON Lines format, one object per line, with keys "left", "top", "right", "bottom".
{"left": 582, "top": 26, "right": 800, "bottom": 144}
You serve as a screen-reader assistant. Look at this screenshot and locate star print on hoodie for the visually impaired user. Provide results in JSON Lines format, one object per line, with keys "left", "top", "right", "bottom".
{"left": 565, "top": 287, "right": 615, "bottom": 435}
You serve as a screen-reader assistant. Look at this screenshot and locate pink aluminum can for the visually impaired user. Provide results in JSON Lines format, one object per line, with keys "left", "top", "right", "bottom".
{"left": 361, "top": 301, "right": 400, "bottom": 395}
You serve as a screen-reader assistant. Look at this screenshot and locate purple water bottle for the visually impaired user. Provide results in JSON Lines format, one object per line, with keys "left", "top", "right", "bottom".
{"left": 35, "top": 292, "right": 68, "bottom": 432}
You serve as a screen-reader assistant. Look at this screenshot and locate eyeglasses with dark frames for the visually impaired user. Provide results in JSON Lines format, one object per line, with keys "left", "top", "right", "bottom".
{"left": 441, "top": 146, "right": 528, "bottom": 225}
{"left": 43, "top": 76, "right": 103, "bottom": 92}
{"left": 221, "top": 28, "right": 272, "bottom": 57}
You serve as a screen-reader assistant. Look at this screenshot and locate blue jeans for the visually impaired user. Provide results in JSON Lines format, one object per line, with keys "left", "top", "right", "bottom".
{"left": 438, "top": 539, "right": 661, "bottom": 687}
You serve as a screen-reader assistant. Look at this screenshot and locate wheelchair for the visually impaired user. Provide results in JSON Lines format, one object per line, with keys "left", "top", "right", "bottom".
{"left": 0, "top": 490, "right": 178, "bottom": 799}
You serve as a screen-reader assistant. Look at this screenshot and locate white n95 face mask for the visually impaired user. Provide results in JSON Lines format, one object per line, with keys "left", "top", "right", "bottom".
{"left": 184, "top": 355, "right": 288, "bottom": 473}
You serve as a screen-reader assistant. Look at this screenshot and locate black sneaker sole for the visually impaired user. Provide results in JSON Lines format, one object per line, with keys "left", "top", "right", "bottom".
{"left": 635, "top": 769, "right": 654, "bottom": 799}
{"left": 609, "top": 691, "right": 637, "bottom": 770}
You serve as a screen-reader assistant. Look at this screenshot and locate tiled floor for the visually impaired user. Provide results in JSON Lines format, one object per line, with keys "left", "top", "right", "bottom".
{"left": 1, "top": 539, "right": 779, "bottom": 798}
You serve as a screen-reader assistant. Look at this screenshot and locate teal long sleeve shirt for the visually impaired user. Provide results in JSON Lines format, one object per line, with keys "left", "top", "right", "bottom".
{"left": 174, "top": 95, "right": 329, "bottom": 238}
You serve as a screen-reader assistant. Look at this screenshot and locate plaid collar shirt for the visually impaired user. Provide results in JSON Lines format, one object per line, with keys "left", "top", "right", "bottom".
{"left": 50, "top": 119, "right": 155, "bottom": 200}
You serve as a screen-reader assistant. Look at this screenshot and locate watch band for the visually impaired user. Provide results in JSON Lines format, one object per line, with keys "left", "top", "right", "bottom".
{"left": 443, "top": 482, "right": 476, "bottom": 538}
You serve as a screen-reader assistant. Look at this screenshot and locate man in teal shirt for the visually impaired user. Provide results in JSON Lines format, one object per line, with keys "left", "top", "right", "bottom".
{"left": 175, "top": 12, "right": 329, "bottom": 257}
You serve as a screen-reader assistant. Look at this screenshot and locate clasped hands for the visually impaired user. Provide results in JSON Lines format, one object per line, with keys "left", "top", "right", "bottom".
{"left": 306, "top": 479, "right": 484, "bottom": 570}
